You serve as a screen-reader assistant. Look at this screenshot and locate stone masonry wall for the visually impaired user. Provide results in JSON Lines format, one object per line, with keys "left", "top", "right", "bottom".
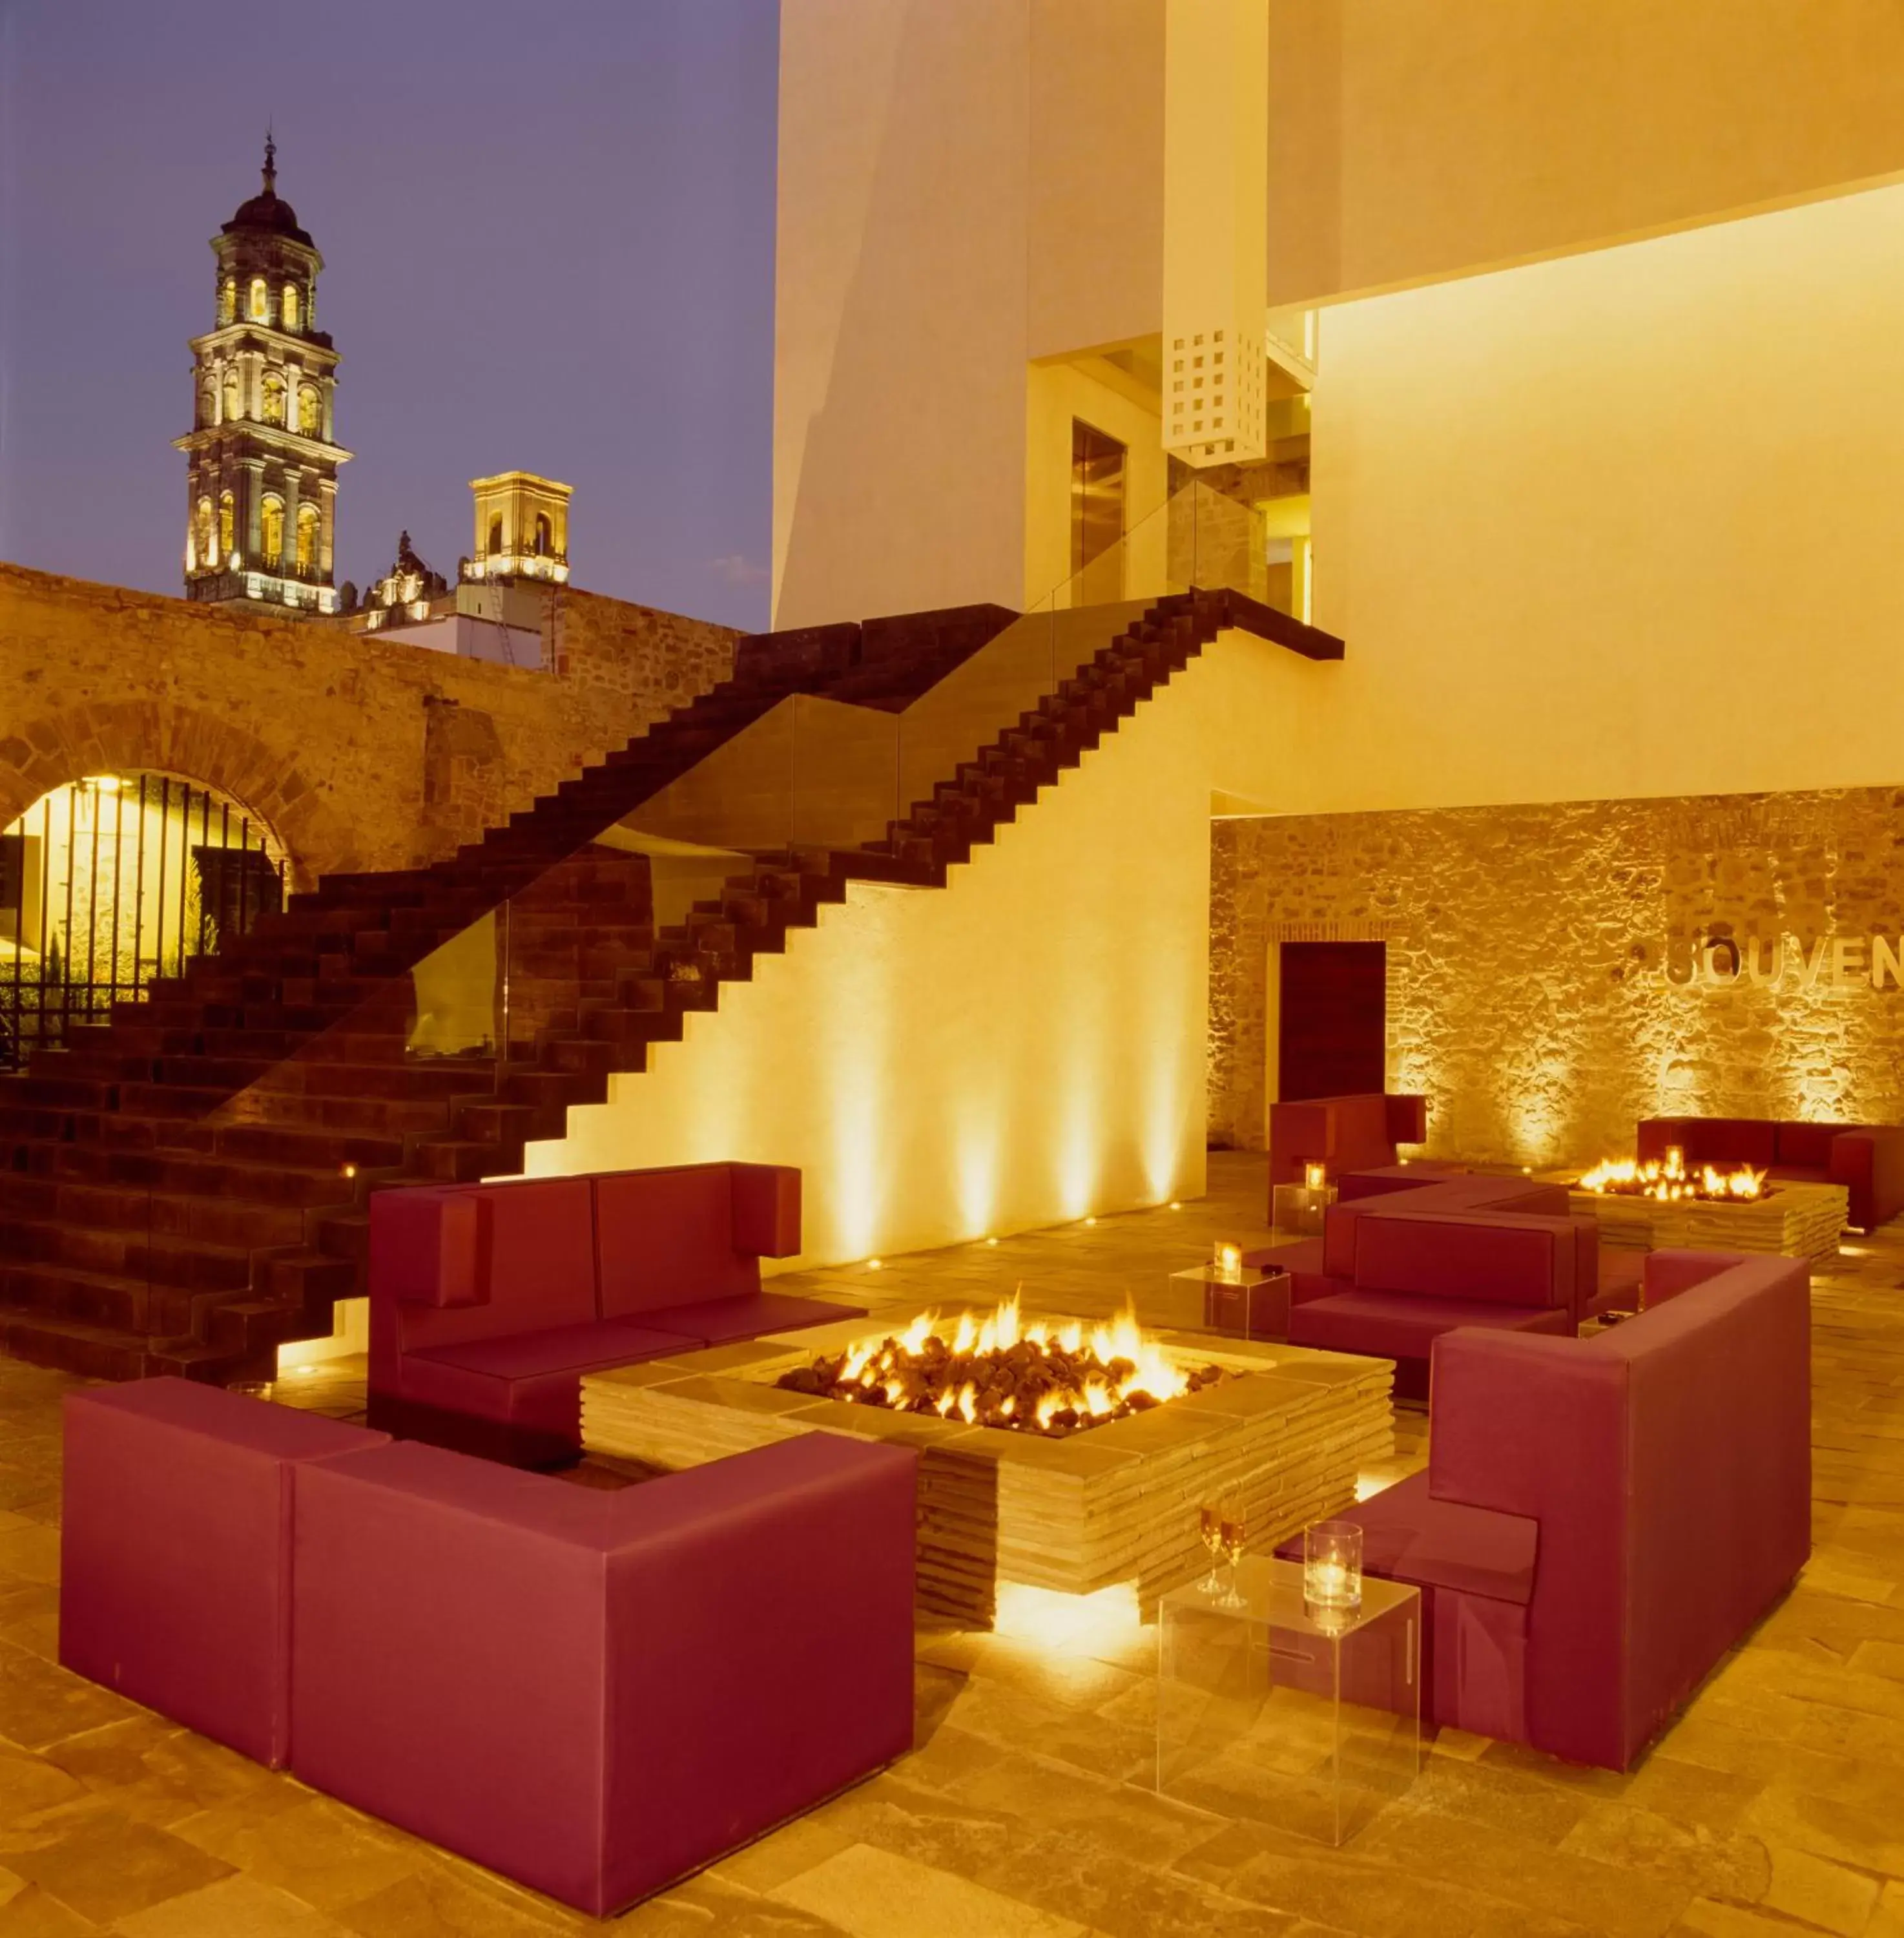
{"left": 1211, "top": 787, "right": 1904, "bottom": 1167}
{"left": 0, "top": 564, "right": 736, "bottom": 889}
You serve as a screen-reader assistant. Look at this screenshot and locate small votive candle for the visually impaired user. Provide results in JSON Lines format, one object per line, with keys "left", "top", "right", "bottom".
{"left": 1214, "top": 1241, "right": 1243, "bottom": 1283}
{"left": 1303, "top": 1519, "right": 1363, "bottom": 1616}
{"left": 1303, "top": 1162, "right": 1327, "bottom": 1193}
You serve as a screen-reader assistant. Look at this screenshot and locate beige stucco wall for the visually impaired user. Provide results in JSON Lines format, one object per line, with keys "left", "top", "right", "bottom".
{"left": 1296, "top": 181, "right": 1904, "bottom": 814}
{"left": 1268, "top": 0, "right": 1904, "bottom": 305}
{"left": 523, "top": 625, "right": 1338, "bottom": 1264}
{"left": 772, "top": 0, "right": 1032, "bottom": 630}
{"left": 1210, "top": 786, "right": 1904, "bottom": 1173}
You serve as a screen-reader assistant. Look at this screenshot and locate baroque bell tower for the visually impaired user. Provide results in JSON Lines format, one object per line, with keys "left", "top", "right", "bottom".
{"left": 176, "top": 137, "right": 351, "bottom": 612}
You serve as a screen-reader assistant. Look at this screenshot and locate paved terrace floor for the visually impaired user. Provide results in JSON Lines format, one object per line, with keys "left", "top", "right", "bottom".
{"left": 0, "top": 1151, "right": 1893, "bottom": 1935}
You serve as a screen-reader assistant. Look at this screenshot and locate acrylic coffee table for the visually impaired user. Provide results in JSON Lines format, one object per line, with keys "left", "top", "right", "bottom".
{"left": 1155, "top": 1554, "right": 1420, "bottom": 1845}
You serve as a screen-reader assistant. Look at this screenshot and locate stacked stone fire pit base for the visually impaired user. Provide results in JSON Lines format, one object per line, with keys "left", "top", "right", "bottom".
{"left": 582, "top": 1320, "right": 1394, "bottom": 1631}
{"left": 1568, "top": 1178, "right": 1848, "bottom": 1266}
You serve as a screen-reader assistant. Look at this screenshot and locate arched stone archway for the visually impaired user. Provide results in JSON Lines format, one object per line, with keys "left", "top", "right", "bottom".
{"left": 0, "top": 700, "right": 360, "bottom": 891}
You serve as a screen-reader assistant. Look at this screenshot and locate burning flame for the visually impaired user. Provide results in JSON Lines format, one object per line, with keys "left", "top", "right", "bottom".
{"left": 776, "top": 1289, "right": 1216, "bottom": 1437}
{"left": 1579, "top": 1149, "right": 1766, "bottom": 1202}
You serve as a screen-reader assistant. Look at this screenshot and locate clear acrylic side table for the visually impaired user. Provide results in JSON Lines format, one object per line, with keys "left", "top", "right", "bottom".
{"left": 1270, "top": 1182, "right": 1338, "bottom": 1238}
{"left": 1168, "top": 1265, "right": 1290, "bottom": 1340}
{"left": 1156, "top": 1554, "right": 1420, "bottom": 1845}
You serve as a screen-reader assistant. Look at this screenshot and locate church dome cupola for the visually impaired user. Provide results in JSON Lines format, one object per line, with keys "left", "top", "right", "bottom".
{"left": 177, "top": 136, "right": 351, "bottom": 615}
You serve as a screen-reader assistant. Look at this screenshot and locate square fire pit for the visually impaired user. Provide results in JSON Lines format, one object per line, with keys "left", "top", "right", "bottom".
{"left": 582, "top": 1309, "right": 1393, "bottom": 1631}
{"left": 1568, "top": 1178, "right": 1847, "bottom": 1264}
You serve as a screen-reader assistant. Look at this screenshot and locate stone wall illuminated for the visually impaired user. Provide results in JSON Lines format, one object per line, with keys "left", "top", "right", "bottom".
{"left": 0, "top": 563, "right": 735, "bottom": 888}
{"left": 1210, "top": 788, "right": 1904, "bottom": 1166}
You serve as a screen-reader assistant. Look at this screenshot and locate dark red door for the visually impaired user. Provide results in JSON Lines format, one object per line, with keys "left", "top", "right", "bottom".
{"left": 1278, "top": 942, "right": 1386, "bottom": 1101}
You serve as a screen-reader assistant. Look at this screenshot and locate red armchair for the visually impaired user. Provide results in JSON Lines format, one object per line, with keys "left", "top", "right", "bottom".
{"left": 291, "top": 1432, "right": 916, "bottom": 1916}
{"left": 1639, "top": 1115, "right": 1904, "bottom": 1231}
{"left": 1321, "top": 1251, "right": 1809, "bottom": 1769}
{"left": 369, "top": 1162, "right": 856, "bottom": 1464}
{"left": 60, "top": 1379, "right": 388, "bottom": 1767}
{"left": 1241, "top": 1172, "right": 1625, "bottom": 1395}
{"left": 1268, "top": 1093, "right": 1427, "bottom": 1203}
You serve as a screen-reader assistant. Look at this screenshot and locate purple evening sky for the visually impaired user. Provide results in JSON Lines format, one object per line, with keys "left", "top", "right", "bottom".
{"left": 0, "top": 0, "right": 780, "bottom": 629}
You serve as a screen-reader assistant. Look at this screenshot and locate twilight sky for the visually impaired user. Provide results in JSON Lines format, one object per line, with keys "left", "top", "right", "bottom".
{"left": 0, "top": 0, "right": 780, "bottom": 629}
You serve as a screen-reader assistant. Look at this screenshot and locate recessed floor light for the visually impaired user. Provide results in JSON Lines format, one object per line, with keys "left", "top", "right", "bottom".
{"left": 1168, "top": 1200, "right": 1183, "bottom": 1210}
{"left": 867, "top": 1258, "right": 884, "bottom": 1271}
{"left": 985, "top": 1236, "right": 999, "bottom": 1247}
{"left": 1084, "top": 1216, "right": 1098, "bottom": 1227}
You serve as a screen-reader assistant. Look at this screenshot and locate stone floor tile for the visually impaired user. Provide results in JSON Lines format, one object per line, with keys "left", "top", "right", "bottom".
{"left": 1756, "top": 1844, "right": 1881, "bottom": 1935}
{"left": 770, "top": 1842, "right": 1089, "bottom": 1938}
{"left": 0, "top": 1882, "right": 103, "bottom": 1935}
{"left": 110, "top": 1873, "right": 356, "bottom": 1935}
{"left": 0, "top": 1802, "right": 233, "bottom": 1926}
{"left": 707, "top": 1817, "right": 858, "bottom": 1896}
{"left": 169, "top": 1795, "right": 429, "bottom": 1915}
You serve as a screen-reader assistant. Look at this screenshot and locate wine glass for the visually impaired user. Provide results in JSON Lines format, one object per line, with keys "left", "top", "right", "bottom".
{"left": 1218, "top": 1495, "right": 1248, "bottom": 1608}
{"left": 1197, "top": 1501, "right": 1225, "bottom": 1596}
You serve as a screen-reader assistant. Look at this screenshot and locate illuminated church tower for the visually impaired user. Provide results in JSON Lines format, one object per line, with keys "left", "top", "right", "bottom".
{"left": 176, "top": 138, "right": 351, "bottom": 612}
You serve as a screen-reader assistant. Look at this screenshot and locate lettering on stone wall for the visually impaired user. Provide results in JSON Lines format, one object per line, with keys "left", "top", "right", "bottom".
{"left": 1664, "top": 931, "right": 1904, "bottom": 990}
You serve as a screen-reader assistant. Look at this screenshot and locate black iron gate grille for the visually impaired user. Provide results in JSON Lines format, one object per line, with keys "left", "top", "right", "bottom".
{"left": 0, "top": 774, "right": 285, "bottom": 1071}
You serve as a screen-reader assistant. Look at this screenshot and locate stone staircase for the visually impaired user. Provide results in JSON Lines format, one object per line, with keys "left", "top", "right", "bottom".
{"left": 0, "top": 586, "right": 1338, "bottom": 1382}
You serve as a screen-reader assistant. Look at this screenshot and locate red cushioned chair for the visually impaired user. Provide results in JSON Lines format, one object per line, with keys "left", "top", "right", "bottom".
{"left": 1299, "top": 1250, "right": 1809, "bottom": 1769}
{"left": 1241, "top": 1173, "right": 1620, "bottom": 1390}
{"left": 1268, "top": 1093, "right": 1428, "bottom": 1204}
{"left": 60, "top": 1378, "right": 388, "bottom": 1767}
{"left": 291, "top": 1432, "right": 916, "bottom": 1916}
{"left": 1639, "top": 1114, "right": 1904, "bottom": 1231}
{"left": 369, "top": 1162, "right": 856, "bottom": 1465}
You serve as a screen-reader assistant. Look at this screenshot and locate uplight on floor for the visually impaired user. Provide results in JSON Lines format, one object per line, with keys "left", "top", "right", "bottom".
{"left": 993, "top": 1579, "right": 1143, "bottom": 1655}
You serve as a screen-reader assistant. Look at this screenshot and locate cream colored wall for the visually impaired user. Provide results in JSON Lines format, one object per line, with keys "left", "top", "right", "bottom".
{"left": 1268, "top": 0, "right": 1904, "bottom": 306}
{"left": 522, "top": 628, "right": 1329, "bottom": 1264}
{"left": 1022, "top": 360, "right": 1168, "bottom": 606}
{"left": 1289, "top": 182, "right": 1904, "bottom": 815}
{"left": 1026, "top": 0, "right": 1163, "bottom": 360}
{"left": 772, "top": 0, "right": 1031, "bottom": 629}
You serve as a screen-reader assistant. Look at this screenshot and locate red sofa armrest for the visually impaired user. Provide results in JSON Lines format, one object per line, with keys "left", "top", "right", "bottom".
{"left": 1832, "top": 1129, "right": 1904, "bottom": 1231}
{"left": 369, "top": 1190, "right": 486, "bottom": 1309}
{"left": 1385, "top": 1094, "right": 1428, "bottom": 1145}
{"left": 1640, "top": 1248, "right": 1741, "bottom": 1308}
{"left": 730, "top": 1164, "right": 802, "bottom": 1257}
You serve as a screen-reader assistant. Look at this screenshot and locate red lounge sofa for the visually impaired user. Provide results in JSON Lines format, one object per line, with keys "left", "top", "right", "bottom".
{"left": 1295, "top": 1249, "right": 1809, "bottom": 1769}
{"left": 1638, "top": 1115, "right": 1904, "bottom": 1231}
{"left": 60, "top": 1378, "right": 388, "bottom": 1768}
{"left": 1241, "top": 1173, "right": 1630, "bottom": 1397}
{"left": 60, "top": 1378, "right": 916, "bottom": 1918}
{"left": 369, "top": 1162, "right": 857, "bottom": 1464}
{"left": 293, "top": 1432, "right": 916, "bottom": 1917}
{"left": 1268, "top": 1093, "right": 1428, "bottom": 1205}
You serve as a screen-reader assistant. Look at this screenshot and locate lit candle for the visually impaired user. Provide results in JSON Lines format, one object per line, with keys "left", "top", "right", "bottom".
{"left": 1214, "top": 1242, "right": 1243, "bottom": 1284}
{"left": 1303, "top": 1162, "right": 1327, "bottom": 1193}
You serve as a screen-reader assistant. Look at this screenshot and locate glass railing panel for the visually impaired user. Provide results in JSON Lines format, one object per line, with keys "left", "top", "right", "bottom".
{"left": 617, "top": 702, "right": 800, "bottom": 854}
{"left": 788, "top": 693, "right": 900, "bottom": 853}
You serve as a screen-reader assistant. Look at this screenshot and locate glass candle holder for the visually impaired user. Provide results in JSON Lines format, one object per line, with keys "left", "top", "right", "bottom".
{"left": 1303, "top": 1162, "right": 1327, "bottom": 1192}
{"left": 1213, "top": 1241, "right": 1243, "bottom": 1284}
{"left": 1303, "top": 1519, "right": 1363, "bottom": 1616}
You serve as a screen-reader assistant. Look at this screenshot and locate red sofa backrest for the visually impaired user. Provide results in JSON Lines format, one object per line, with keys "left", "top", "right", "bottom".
{"left": 1425, "top": 1253, "right": 1810, "bottom": 1769}
{"left": 1319, "top": 1173, "right": 1573, "bottom": 1281}
{"left": 595, "top": 1165, "right": 796, "bottom": 1317}
{"left": 1349, "top": 1211, "right": 1578, "bottom": 1309}
{"left": 1269, "top": 1092, "right": 1427, "bottom": 1188}
{"left": 1637, "top": 1116, "right": 1778, "bottom": 1170}
{"left": 368, "top": 1164, "right": 802, "bottom": 1382}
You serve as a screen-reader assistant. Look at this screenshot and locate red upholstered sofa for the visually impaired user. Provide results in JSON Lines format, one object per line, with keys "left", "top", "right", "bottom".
{"left": 61, "top": 1377, "right": 916, "bottom": 1918}
{"left": 1242, "top": 1172, "right": 1630, "bottom": 1398}
{"left": 369, "top": 1162, "right": 856, "bottom": 1464}
{"left": 1268, "top": 1093, "right": 1428, "bottom": 1205}
{"left": 1289, "top": 1249, "right": 1810, "bottom": 1770}
{"left": 1639, "top": 1115, "right": 1904, "bottom": 1231}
